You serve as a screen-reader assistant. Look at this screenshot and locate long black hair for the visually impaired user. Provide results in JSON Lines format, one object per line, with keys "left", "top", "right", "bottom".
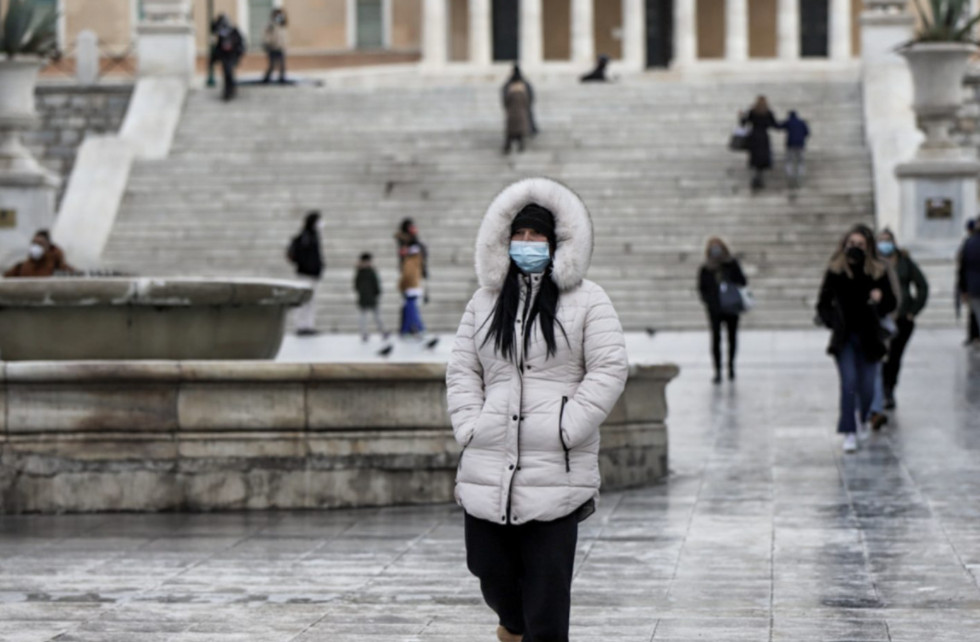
{"left": 481, "top": 261, "right": 567, "bottom": 361}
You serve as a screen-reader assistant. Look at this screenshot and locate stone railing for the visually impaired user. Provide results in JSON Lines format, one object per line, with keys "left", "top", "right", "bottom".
{"left": 0, "top": 361, "right": 677, "bottom": 513}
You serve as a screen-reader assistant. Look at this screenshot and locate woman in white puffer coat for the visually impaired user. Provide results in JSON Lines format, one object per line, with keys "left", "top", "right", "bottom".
{"left": 447, "top": 178, "right": 628, "bottom": 642}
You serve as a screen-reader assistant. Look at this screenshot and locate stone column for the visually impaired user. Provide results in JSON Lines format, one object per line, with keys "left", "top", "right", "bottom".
{"left": 571, "top": 0, "right": 595, "bottom": 65}
{"left": 777, "top": 0, "right": 800, "bottom": 60}
{"left": 422, "top": 0, "right": 448, "bottom": 68}
{"left": 136, "top": 0, "right": 195, "bottom": 81}
{"left": 725, "top": 0, "right": 748, "bottom": 62}
{"left": 76, "top": 30, "right": 100, "bottom": 85}
{"left": 673, "top": 0, "right": 697, "bottom": 67}
{"left": 520, "top": 0, "right": 543, "bottom": 67}
{"left": 468, "top": 0, "right": 492, "bottom": 66}
{"left": 622, "top": 0, "right": 646, "bottom": 71}
{"left": 830, "top": 0, "right": 852, "bottom": 60}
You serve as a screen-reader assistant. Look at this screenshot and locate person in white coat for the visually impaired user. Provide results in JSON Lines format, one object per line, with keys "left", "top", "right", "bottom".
{"left": 446, "top": 178, "right": 629, "bottom": 642}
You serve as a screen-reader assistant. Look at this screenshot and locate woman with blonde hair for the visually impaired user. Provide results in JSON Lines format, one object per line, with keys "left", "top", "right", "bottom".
{"left": 698, "top": 237, "right": 747, "bottom": 383}
{"left": 816, "top": 224, "right": 897, "bottom": 453}
{"left": 740, "top": 95, "right": 778, "bottom": 190}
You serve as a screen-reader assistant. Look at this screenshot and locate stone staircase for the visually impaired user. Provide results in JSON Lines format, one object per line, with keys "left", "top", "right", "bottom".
{"left": 102, "top": 74, "right": 882, "bottom": 332}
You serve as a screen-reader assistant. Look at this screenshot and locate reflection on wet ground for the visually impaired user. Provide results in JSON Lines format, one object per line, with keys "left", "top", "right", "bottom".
{"left": 1, "top": 330, "right": 978, "bottom": 641}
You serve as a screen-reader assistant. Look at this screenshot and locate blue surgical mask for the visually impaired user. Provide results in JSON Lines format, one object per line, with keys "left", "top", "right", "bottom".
{"left": 877, "top": 241, "right": 895, "bottom": 257}
{"left": 509, "top": 241, "right": 551, "bottom": 274}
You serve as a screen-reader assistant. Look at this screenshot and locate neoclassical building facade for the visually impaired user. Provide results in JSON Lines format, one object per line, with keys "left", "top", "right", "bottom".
{"left": 47, "top": 0, "right": 870, "bottom": 67}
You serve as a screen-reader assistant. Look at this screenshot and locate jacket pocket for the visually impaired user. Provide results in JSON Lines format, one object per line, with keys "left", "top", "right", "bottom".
{"left": 558, "top": 396, "right": 570, "bottom": 473}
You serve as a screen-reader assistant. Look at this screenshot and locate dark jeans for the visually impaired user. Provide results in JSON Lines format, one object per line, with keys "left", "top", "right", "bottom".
{"left": 882, "top": 317, "right": 915, "bottom": 394}
{"left": 709, "top": 312, "right": 739, "bottom": 374}
{"left": 220, "top": 57, "right": 236, "bottom": 100}
{"left": 465, "top": 511, "right": 578, "bottom": 642}
{"left": 836, "top": 333, "right": 877, "bottom": 434}
{"left": 969, "top": 309, "right": 979, "bottom": 342}
{"left": 263, "top": 49, "right": 286, "bottom": 82}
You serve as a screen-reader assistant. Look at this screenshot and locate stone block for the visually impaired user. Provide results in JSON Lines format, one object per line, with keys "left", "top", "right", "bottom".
{"left": 6, "top": 433, "right": 178, "bottom": 463}
{"left": 5, "top": 383, "right": 178, "bottom": 434}
{"left": 308, "top": 381, "right": 450, "bottom": 430}
{"left": 177, "top": 432, "right": 307, "bottom": 461}
{"left": 9, "top": 470, "right": 179, "bottom": 512}
{"left": 178, "top": 383, "right": 306, "bottom": 431}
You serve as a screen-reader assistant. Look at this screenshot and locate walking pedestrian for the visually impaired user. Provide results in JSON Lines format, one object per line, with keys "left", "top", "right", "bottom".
{"left": 212, "top": 14, "right": 245, "bottom": 101}
{"left": 3, "top": 229, "right": 73, "bottom": 277}
{"left": 958, "top": 217, "right": 980, "bottom": 345}
{"left": 957, "top": 218, "right": 979, "bottom": 346}
{"left": 395, "top": 219, "right": 427, "bottom": 337}
{"left": 502, "top": 64, "right": 538, "bottom": 136}
{"left": 816, "top": 225, "right": 897, "bottom": 453}
{"left": 502, "top": 77, "right": 531, "bottom": 155}
{"left": 740, "top": 96, "right": 778, "bottom": 190}
{"left": 262, "top": 8, "right": 288, "bottom": 84}
{"left": 446, "top": 177, "right": 628, "bottom": 642}
{"left": 876, "top": 229, "right": 928, "bottom": 410}
{"left": 354, "top": 252, "right": 387, "bottom": 342}
{"left": 698, "top": 237, "right": 748, "bottom": 383}
{"left": 780, "top": 110, "right": 810, "bottom": 189}
{"left": 287, "top": 211, "right": 324, "bottom": 336}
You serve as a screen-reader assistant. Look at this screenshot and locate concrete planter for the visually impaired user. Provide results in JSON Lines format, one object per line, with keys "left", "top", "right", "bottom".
{"left": 0, "top": 278, "right": 312, "bottom": 360}
{"left": 0, "top": 57, "right": 50, "bottom": 175}
{"left": 901, "top": 42, "right": 977, "bottom": 149}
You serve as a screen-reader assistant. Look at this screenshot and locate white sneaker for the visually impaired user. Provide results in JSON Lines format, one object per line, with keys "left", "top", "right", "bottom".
{"left": 843, "top": 434, "right": 858, "bottom": 453}
{"left": 857, "top": 422, "right": 871, "bottom": 443}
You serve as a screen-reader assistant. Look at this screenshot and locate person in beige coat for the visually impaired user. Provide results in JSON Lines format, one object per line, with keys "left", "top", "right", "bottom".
{"left": 503, "top": 80, "right": 531, "bottom": 154}
{"left": 446, "top": 177, "right": 628, "bottom": 642}
{"left": 262, "top": 8, "right": 288, "bottom": 83}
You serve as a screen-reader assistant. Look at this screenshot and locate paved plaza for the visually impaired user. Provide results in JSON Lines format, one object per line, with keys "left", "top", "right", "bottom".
{"left": 2, "top": 329, "right": 979, "bottom": 641}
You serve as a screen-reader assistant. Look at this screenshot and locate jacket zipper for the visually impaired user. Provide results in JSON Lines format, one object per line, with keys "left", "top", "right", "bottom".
{"left": 558, "top": 395, "right": 570, "bottom": 473}
{"left": 505, "top": 275, "right": 534, "bottom": 524}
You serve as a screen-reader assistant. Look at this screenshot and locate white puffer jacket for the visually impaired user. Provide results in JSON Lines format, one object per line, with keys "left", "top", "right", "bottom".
{"left": 446, "top": 177, "right": 628, "bottom": 526}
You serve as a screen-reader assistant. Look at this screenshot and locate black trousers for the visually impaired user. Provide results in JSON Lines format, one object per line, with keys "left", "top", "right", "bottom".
{"left": 263, "top": 49, "right": 286, "bottom": 82}
{"left": 709, "top": 312, "right": 740, "bottom": 374}
{"left": 969, "top": 309, "right": 979, "bottom": 342}
{"left": 220, "top": 57, "right": 236, "bottom": 100}
{"left": 882, "top": 317, "right": 915, "bottom": 393}
{"left": 465, "top": 511, "right": 578, "bottom": 642}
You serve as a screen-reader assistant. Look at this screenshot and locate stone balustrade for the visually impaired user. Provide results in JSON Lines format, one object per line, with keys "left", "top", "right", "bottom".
{"left": 0, "top": 361, "right": 677, "bottom": 513}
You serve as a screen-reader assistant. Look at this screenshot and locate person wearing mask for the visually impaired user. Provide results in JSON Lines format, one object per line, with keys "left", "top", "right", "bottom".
{"left": 876, "top": 229, "right": 928, "bottom": 410}
{"left": 501, "top": 64, "right": 538, "bottom": 136}
{"left": 354, "top": 252, "right": 387, "bottom": 342}
{"left": 780, "top": 110, "right": 810, "bottom": 189}
{"left": 957, "top": 218, "right": 979, "bottom": 346}
{"left": 959, "top": 216, "right": 980, "bottom": 345}
{"left": 698, "top": 238, "right": 748, "bottom": 383}
{"left": 817, "top": 225, "right": 897, "bottom": 453}
{"left": 211, "top": 14, "right": 245, "bottom": 101}
{"left": 740, "top": 96, "right": 779, "bottom": 190}
{"left": 4, "top": 230, "right": 73, "bottom": 277}
{"left": 447, "top": 178, "right": 628, "bottom": 642}
{"left": 262, "top": 8, "right": 288, "bottom": 84}
{"left": 395, "top": 219, "right": 428, "bottom": 337}
{"left": 287, "top": 211, "right": 324, "bottom": 336}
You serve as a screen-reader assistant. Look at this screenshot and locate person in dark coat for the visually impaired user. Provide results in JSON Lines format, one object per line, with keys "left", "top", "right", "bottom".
{"left": 502, "top": 78, "right": 531, "bottom": 154}
{"left": 876, "top": 229, "right": 928, "bottom": 409}
{"left": 501, "top": 64, "right": 538, "bottom": 136}
{"left": 780, "top": 110, "right": 810, "bottom": 189}
{"left": 580, "top": 54, "right": 610, "bottom": 82}
{"left": 354, "top": 252, "right": 387, "bottom": 341}
{"left": 698, "top": 237, "right": 748, "bottom": 383}
{"left": 959, "top": 217, "right": 980, "bottom": 345}
{"left": 957, "top": 218, "right": 979, "bottom": 345}
{"left": 211, "top": 14, "right": 245, "bottom": 101}
{"left": 3, "top": 229, "right": 73, "bottom": 278}
{"left": 740, "top": 96, "right": 779, "bottom": 190}
{"left": 287, "top": 211, "right": 324, "bottom": 335}
{"left": 816, "top": 224, "right": 897, "bottom": 453}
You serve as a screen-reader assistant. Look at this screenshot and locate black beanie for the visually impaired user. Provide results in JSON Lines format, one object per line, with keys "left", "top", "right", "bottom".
{"left": 510, "top": 203, "right": 556, "bottom": 245}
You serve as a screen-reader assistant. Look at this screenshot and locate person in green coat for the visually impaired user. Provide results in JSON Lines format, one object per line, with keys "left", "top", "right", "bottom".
{"left": 877, "top": 229, "right": 929, "bottom": 409}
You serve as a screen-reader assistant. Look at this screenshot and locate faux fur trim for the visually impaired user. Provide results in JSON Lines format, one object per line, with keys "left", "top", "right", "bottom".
{"left": 475, "top": 178, "right": 594, "bottom": 291}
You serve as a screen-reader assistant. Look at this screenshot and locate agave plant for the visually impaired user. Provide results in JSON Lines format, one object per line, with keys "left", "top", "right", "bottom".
{"left": 0, "top": 0, "right": 59, "bottom": 59}
{"left": 912, "top": 0, "right": 980, "bottom": 42}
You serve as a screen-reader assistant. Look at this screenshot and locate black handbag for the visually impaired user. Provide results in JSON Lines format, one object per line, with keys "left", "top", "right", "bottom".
{"left": 718, "top": 281, "right": 744, "bottom": 315}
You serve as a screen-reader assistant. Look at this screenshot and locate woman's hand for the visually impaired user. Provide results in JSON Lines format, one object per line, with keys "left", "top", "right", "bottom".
{"left": 869, "top": 289, "right": 882, "bottom": 304}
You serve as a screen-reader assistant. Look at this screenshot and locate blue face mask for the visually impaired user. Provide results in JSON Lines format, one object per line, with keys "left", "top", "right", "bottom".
{"left": 509, "top": 241, "right": 551, "bottom": 274}
{"left": 877, "top": 241, "right": 895, "bottom": 257}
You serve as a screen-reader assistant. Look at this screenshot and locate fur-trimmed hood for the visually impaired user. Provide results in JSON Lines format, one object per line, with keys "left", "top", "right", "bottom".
{"left": 475, "top": 178, "right": 594, "bottom": 291}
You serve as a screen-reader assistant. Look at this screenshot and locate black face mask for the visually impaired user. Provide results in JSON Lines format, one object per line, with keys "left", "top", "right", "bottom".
{"left": 846, "top": 247, "right": 866, "bottom": 265}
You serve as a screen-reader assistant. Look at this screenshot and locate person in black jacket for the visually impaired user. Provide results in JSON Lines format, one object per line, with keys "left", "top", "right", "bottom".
{"left": 816, "top": 225, "right": 897, "bottom": 453}
{"left": 287, "top": 211, "right": 324, "bottom": 336}
{"left": 211, "top": 14, "right": 245, "bottom": 101}
{"left": 353, "top": 252, "right": 388, "bottom": 342}
{"left": 740, "top": 96, "right": 779, "bottom": 191}
{"left": 698, "top": 237, "right": 748, "bottom": 383}
{"left": 957, "top": 218, "right": 980, "bottom": 346}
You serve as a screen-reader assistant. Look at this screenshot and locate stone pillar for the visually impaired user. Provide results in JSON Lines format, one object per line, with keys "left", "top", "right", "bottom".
{"left": 76, "top": 31, "right": 100, "bottom": 85}
{"left": 468, "top": 0, "right": 492, "bottom": 66}
{"left": 422, "top": 0, "right": 449, "bottom": 68}
{"left": 777, "top": 0, "right": 800, "bottom": 60}
{"left": 673, "top": 0, "right": 697, "bottom": 67}
{"left": 520, "top": 0, "right": 543, "bottom": 67}
{"left": 725, "top": 0, "right": 748, "bottom": 62}
{"left": 622, "top": 0, "right": 646, "bottom": 71}
{"left": 136, "top": 0, "right": 195, "bottom": 81}
{"left": 830, "top": 0, "right": 852, "bottom": 60}
{"left": 571, "top": 0, "right": 595, "bottom": 66}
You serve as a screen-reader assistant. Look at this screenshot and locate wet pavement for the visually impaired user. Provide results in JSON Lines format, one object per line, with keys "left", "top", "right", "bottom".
{"left": 2, "top": 329, "right": 979, "bottom": 641}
